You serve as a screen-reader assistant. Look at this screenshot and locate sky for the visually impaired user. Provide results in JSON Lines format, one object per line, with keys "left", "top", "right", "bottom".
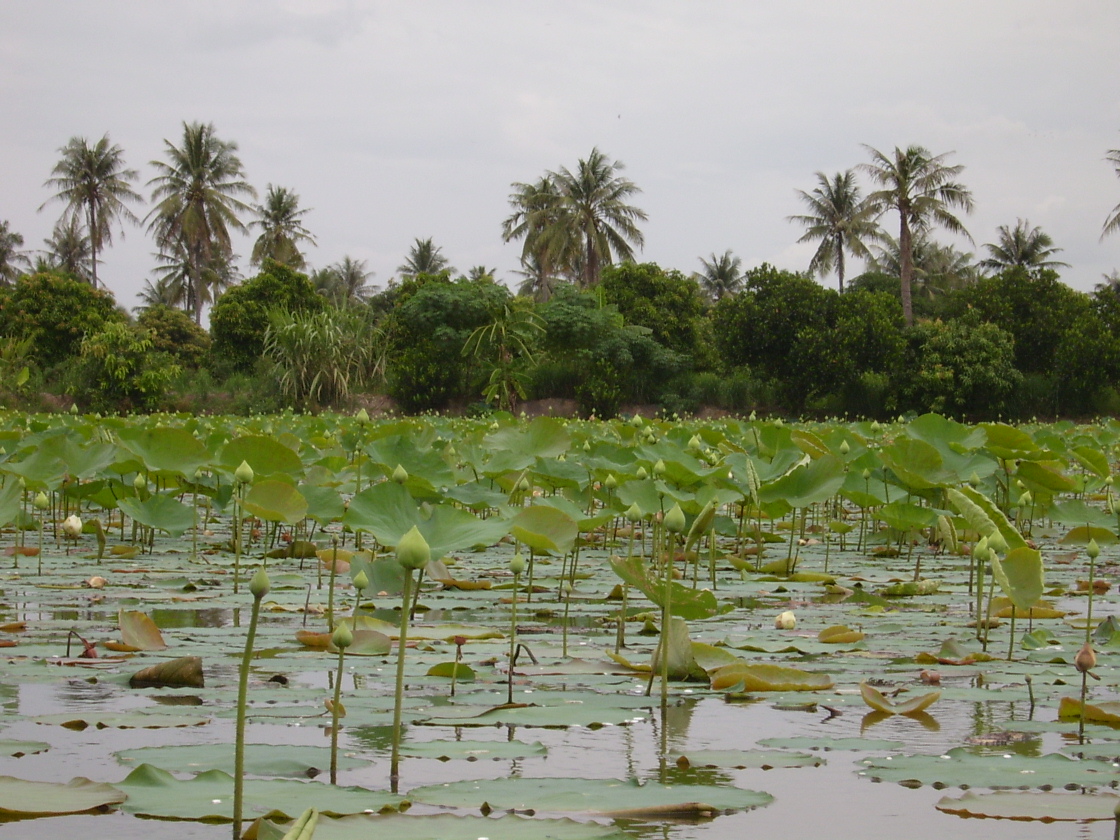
{"left": 3, "top": 1, "right": 1120, "bottom": 313}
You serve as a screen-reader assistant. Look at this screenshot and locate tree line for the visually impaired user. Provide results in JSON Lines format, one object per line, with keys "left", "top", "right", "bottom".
{"left": 1, "top": 127, "right": 1119, "bottom": 419}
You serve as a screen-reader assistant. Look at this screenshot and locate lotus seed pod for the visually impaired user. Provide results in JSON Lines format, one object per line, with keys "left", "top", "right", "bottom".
{"left": 664, "top": 503, "right": 686, "bottom": 534}
{"left": 392, "top": 464, "right": 409, "bottom": 484}
{"left": 355, "top": 408, "right": 370, "bottom": 424}
{"left": 249, "top": 566, "right": 271, "bottom": 599}
{"left": 353, "top": 569, "right": 370, "bottom": 592}
{"left": 1075, "top": 641, "right": 1097, "bottom": 673}
{"left": 774, "top": 610, "right": 796, "bottom": 630}
{"left": 625, "top": 502, "right": 643, "bottom": 523}
{"left": 1087, "top": 539, "right": 1101, "bottom": 561}
{"left": 62, "top": 514, "right": 83, "bottom": 539}
{"left": 509, "top": 552, "right": 526, "bottom": 576}
{"left": 653, "top": 459, "right": 667, "bottom": 477}
{"left": 636, "top": 466, "right": 648, "bottom": 480}
{"left": 133, "top": 473, "right": 147, "bottom": 491}
{"left": 332, "top": 623, "right": 354, "bottom": 650}
{"left": 987, "top": 529, "right": 1009, "bottom": 555}
{"left": 839, "top": 440, "right": 850, "bottom": 456}
{"left": 235, "top": 460, "right": 255, "bottom": 485}
{"left": 396, "top": 525, "right": 431, "bottom": 571}
{"left": 33, "top": 491, "right": 49, "bottom": 511}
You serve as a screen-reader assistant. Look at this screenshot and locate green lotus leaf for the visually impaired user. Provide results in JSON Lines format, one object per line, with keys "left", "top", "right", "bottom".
{"left": 243, "top": 479, "right": 309, "bottom": 525}
{"left": 936, "top": 790, "right": 1120, "bottom": 821}
{"left": 117, "top": 492, "right": 195, "bottom": 536}
{"left": 0, "top": 775, "right": 125, "bottom": 817}
{"left": 710, "top": 663, "right": 834, "bottom": 693}
{"left": 671, "top": 749, "right": 822, "bottom": 769}
{"left": 859, "top": 681, "right": 940, "bottom": 715}
{"left": 115, "top": 743, "right": 369, "bottom": 777}
{"left": 258, "top": 813, "right": 629, "bottom": 840}
{"left": 860, "top": 747, "right": 1119, "bottom": 789}
{"left": 219, "top": 435, "right": 303, "bottom": 478}
{"left": 510, "top": 505, "right": 578, "bottom": 555}
{"left": 399, "top": 739, "right": 546, "bottom": 760}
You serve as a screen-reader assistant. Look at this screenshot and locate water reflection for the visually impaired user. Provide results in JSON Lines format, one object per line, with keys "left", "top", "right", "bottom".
{"left": 149, "top": 608, "right": 232, "bottom": 629}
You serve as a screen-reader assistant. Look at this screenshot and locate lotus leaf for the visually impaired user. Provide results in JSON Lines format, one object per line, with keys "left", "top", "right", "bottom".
{"left": 243, "top": 479, "right": 309, "bottom": 524}
{"left": 858, "top": 681, "right": 940, "bottom": 715}
{"left": 1057, "top": 696, "right": 1120, "bottom": 724}
{"left": 0, "top": 775, "right": 125, "bottom": 817}
{"left": 257, "top": 813, "right": 629, "bottom": 840}
{"left": 860, "top": 747, "right": 1119, "bottom": 789}
{"left": 115, "top": 743, "right": 368, "bottom": 777}
{"left": 818, "top": 625, "right": 864, "bottom": 644}
{"left": 936, "top": 790, "right": 1120, "bottom": 821}
{"left": 710, "top": 663, "right": 834, "bottom": 693}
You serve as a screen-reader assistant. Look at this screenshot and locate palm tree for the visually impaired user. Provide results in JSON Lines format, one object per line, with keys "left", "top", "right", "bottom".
{"left": 467, "top": 265, "right": 498, "bottom": 281}
{"left": 980, "top": 219, "right": 1069, "bottom": 272}
{"left": 397, "top": 237, "right": 453, "bottom": 278}
{"left": 135, "top": 276, "right": 186, "bottom": 312}
{"left": 694, "top": 250, "right": 743, "bottom": 301}
{"left": 513, "top": 252, "right": 565, "bottom": 303}
{"left": 250, "top": 185, "right": 316, "bottom": 269}
{"left": 859, "top": 145, "right": 974, "bottom": 325}
{"left": 502, "top": 176, "right": 569, "bottom": 279}
{"left": 541, "top": 148, "right": 648, "bottom": 288}
{"left": 788, "top": 170, "right": 881, "bottom": 294}
{"left": 151, "top": 239, "right": 239, "bottom": 317}
{"left": 39, "top": 134, "right": 142, "bottom": 290}
{"left": 1103, "top": 145, "right": 1120, "bottom": 240}
{"left": 42, "top": 217, "right": 92, "bottom": 281}
{"left": 870, "top": 234, "right": 978, "bottom": 300}
{"left": 312, "top": 256, "right": 376, "bottom": 306}
{"left": 146, "top": 121, "right": 256, "bottom": 323}
{"left": 0, "top": 221, "right": 29, "bottom": 286}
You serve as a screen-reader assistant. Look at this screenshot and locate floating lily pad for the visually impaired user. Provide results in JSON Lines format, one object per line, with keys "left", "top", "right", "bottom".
{"left": 116, "top": 763, "right": 405, "bottom": 821}
{"left": 0, "top": 740, "right": 49, "bottom": 757}
{"left": 0, "top": 776, "right": 125, "bottom": 816}
{"left": 407, "top": 776, "right": 773, "bottom": 815}
{"left": 399, "top": 740, "right": 547, "bottom": 760}
{"left": 259, "top": 812, "right": 630, "bottom": 840}
{"left": 936, "top": 789, "right": 1120, "bottom": 820}
{"left": 114, "top": 743, "right": 369, "bottom": 777}
{"left": 759, "top": 736, "right": 904, "bottom": 752}
{"left": 859, "top": 682, "right": 941, "bottom": 716}
{"left": 709, "top": 663, "right": 834, "bottom": 693}
{"left": 672, "top": 749, "right": 822, "bottom": 769}
{"left": 34, "top": 712, "right": 210, "bottom": 730}
{"left": 859, "top": 748, "right": 1120, "bottom": 789}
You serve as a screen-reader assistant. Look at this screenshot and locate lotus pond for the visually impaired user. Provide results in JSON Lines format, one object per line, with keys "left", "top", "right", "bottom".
{"left": 0, "top": 411, "right": 1118, "bottom": 839}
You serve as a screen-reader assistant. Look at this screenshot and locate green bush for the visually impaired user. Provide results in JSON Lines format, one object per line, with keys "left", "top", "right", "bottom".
{"left": 69, "top": 322, "right": 180, "bottom": 412}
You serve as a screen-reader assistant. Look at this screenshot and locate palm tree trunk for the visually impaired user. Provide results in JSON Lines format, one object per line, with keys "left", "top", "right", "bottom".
{"left": 836, "top": 242, "right": 846, "bottom": 295}
{"left": 899, "top": 215, "right": 914, "bottom": 326}
{"left": 87, "top": 203, "right": 99, "bottom": 290}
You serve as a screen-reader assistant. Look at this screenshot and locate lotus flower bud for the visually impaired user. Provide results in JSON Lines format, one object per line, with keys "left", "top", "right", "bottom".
{"left": 636, "top": 466, "right": 648, "bottom": 480}
{"left": 604, "top": 474, "right": 618, "bottom": 490}
{"left": 392, "top": 464, "right": 409, "bottom": 484}
{"left": 332, "top": 623, "right": 354, "bottom": 650}
{"left": 861, "top": 468, "right": 871, "bottom": 481}
{"left": 562, "top": 581, "right": 573, "bottom": 597}
{"left": 839, "top": 440, "right": 850, "bottom": 456}
{"left": 509, "top": 551, "right": 526, "bottom": 576}
{"left": 582, "top": 441, "right": 591, "bottom": 452}
{"left": 33, "top": 491, "right": 49, "bottom": 511}
{"left": 775, "top": 610, "right": 796, "bottom": 630}
{"left": 133, "top": 473, "right": 147, "bottom": 491}
{"left": 969, "top": 472, "right": 981, "bottom": 487}
{"left": 973, "top": 535, "right": 989, "bottom": 559}
{"left": 644, "top": 431, "right": 656, "bottom": 444}
{"left": 630, "top": 415, "right": 644, "bottom": 428}
{"left": 664, "top": 503, "right": 686, "bottom": 534}
{"left": 249, "top": 566, "right": 271, "bottom": 599}
{"left": 625, "top": 502, "right": 643, "bottom": 523}
{"left": 62, "top": 514, "right": 83, "bottom": 539}
{"left": 1087, "top": 539, "right": 1101, "bottom": 561}
{"left": 353, "top": 569, "right": 370, "bottom": 592}
{"left": 748, "top": 410, "right": 757, "bottom": 421}
{"left": 688, "top": 435, "right": 703, "bottom": 452}
{"left": 653, "top": 459, "right": 666, "bottom": 477}
{"left": 235, "top": 460, "right": 255, "bottom": 485}
{"left": 1106, "top": 475, "right": 1114, "bottom": 486}
{"left": 1018, "top": 491, "right": 1032, "bottom": 508}
{"left": 517, "top": 476, "right": 531, "bottom": 493}
{"left": 987, "top": 529, "right": 1009, "bottom": 555}
{"left": 355, "top": 408, "right": 370, "bottom": 424}
{"left": 396, "top": 525, "right": 430, "bottom": 571}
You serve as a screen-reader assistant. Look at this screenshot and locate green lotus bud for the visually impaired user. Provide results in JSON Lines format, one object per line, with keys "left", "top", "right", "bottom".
{"left": 562, "top": 581, "right": 573, "bottom": 597}
{"left": 630, "top": 415, "right": 644, "bottom": 428}
{"left": 687, "top": 435, "right": 702, "bottom": 452}
{"left": 1106, "top": 475, "right": 1114, "bottom": 486}
{"left": 517, "top": 476, "right": 531, "bottom": 492}
{"left": 392, "top": 464, "right": 409, "bottom": 484}
{"left": 332, "top": 622, "right": 354, "bottom": 650}
{"left": 625, "top": 502, "right": 643, "bottom": 523}
{"left": 974, "top": 535, "right": 989, "bottom": 558}
{"left": 353, "top": 569, "right": 370, "bottom": 592}
{"left": 16, "top": 477, "right": 24, "bottom": 490}
{"left": 509, "top": 551, "right": 526, "bottom": 576}
{"left": 355, "top": 408, "right": 370, "bottom": 424}
{"left": 969, "top": 472, "right": 981, "bottom": 486}
{"left": 653, "top": 459, "right": 666, "bottom": 477}
{"left": 1087, "top": 538, "right": 1101, "bottom": 561}
{"left": 664, "top": 503, "right": 686, "bottom": 534}
{"left": 839, "top": 440, "right": 850, "bottom": 456}
{"left": 636, "top": 466, "right": 648, "bottom": 480}
{"left": 33, "top": 491, "right": 49, "bottom": 511}
{"left": 748, "top": 410, "right": 757, "bottom": 421}
{"left": 987, "top": 529, "right": 1009, "bottom": 555}
{"left": 773, "top": 418, "right": 783, "bottom": 427}
{"left": 249, "top": 566, "right": 271, "bottom": 599}
{"left": 396, "top": 525, "right": 431, "bottom": 571}
{"left": 133, "top": 473, "right": 147, "bottom": 491}
{"left": 644, "top": 431, "right": 657, "bottom": 444}
{"left": 861, "top": 468, "right": 871, "bottom": 481}
{"left": 604, "top": 474, "right": 618, "bottom": 490}
{"left": 1018, "top": 491, "right": 1032, "bottom": 508}
{"left": 582, "top": 441, "right": 591, "bottom": 452}
{"left": 235, "top": 460, "right": 255, "bottom": 485}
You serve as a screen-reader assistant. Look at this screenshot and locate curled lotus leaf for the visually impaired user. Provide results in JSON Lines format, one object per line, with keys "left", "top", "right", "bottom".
{"left": 710, "top": 662, "right": 834, "bottom": 693}
{"left": 859, "top": 681, "right": 940, "bottom": 716}
{"left": 817, "top": 625, "right": 865, "bottom": 644}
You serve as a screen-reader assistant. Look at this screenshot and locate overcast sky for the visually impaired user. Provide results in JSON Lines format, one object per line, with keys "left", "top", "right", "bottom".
{"left": 4, "top": 1, "right": 1120, "bottom": 311}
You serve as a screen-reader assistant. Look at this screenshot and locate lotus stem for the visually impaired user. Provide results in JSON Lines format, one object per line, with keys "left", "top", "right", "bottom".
{"left": 389, "top": 567, "right": 412, "bottom": 793}
{"left": 233, "top": 567, "right": 269, "bottom": 839}
{"left": 327, "top": 538, "right": 338, "bottom": 632}
{"left": 507, "top": 569, "right": 520, "bottom": 705}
